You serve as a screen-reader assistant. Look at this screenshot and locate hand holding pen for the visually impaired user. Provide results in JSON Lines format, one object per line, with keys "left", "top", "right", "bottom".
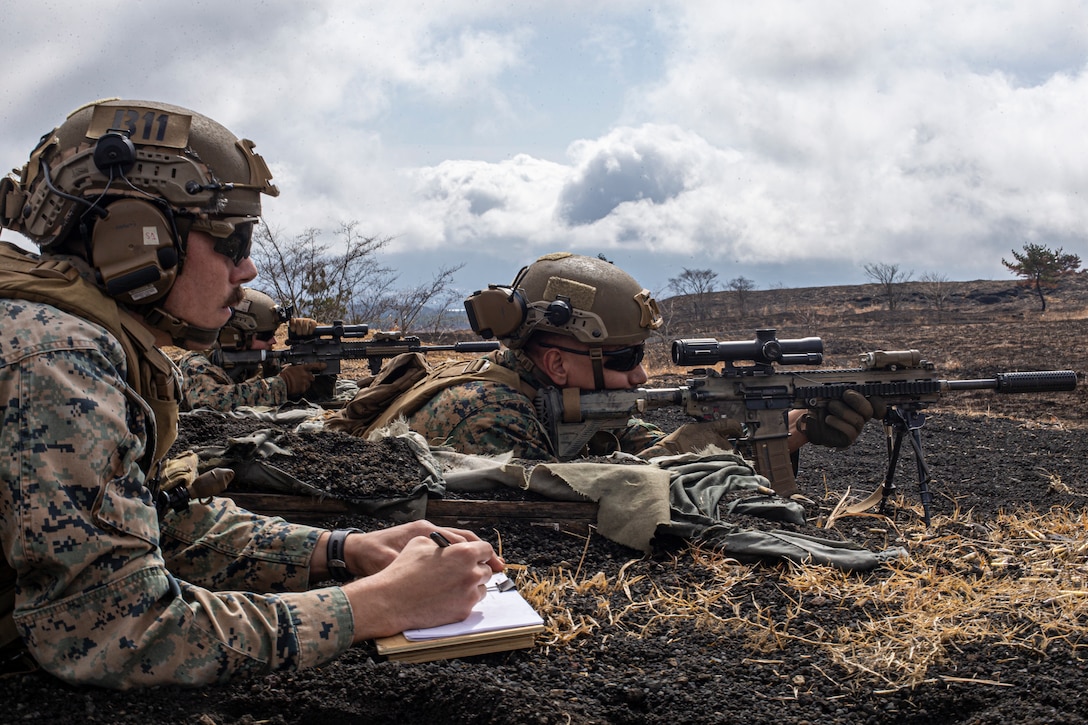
{"left": 330, "top": 520, "right": 504, "bottom": 642}
{"left": 431, "top": 530, "right": 514, "bottom": 591}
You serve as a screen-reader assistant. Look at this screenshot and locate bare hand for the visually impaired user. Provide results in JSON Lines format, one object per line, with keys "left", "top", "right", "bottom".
{"left": 344, "top": 520, "right": 504, "bottom": 577}
{"left": 343, "top": 528, "right": 503, "bottom": 641}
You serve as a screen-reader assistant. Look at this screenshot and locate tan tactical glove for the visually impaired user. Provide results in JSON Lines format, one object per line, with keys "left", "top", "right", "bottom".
{"left": 288, "top": 317, "right": 319, "bottom": 337}
{"left": 638, "top": 418, "right": 745, "bottom": 459}
{"left": 800, "top": 390, "right": 887, "bottom": 449}
{"left": 279, "top": 362, "right": 327, "bottom": 397}
{"left": 156, "top": 451, "right": 234, "bottom": 513}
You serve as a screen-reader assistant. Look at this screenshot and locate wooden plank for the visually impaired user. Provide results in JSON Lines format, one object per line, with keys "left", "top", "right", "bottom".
{"left": 426, "top": 499, "right": 597, "bottom": 519}
{"left": 226, "top": 492, "right": 355, "bottom": 520}
{"left": 426, "top": 498, "right": 598, "bottom": 536}
{"left": 224, "top": 492, "right": 598, "bottom": 534}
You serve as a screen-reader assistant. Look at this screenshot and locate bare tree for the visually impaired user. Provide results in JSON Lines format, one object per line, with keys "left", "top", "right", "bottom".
{"left": 863, "top": 262, "right": 913, "bottom": 311}
{"left": 1002, "top": 242, "right": 1082, "bottom": 312}
{"left": 252, "top": 221, "right": 395, "bottom": 324}
{"left": 381, "top": 264, "right": 466, "bottom": 335}
{"left": 918, "top": 271, "right": 952, "bottom": 324}
{"left": 668, "top": 268, "right": 719, "bottom": 322}
{"left": 726, "top": 276, "right": 756, "bottom": 316}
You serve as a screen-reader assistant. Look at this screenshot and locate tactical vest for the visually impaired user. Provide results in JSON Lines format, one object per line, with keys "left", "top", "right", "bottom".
{"left": 0, "top": 242, "right": 181, "bottom": 665}
{"left": 327, "top": 350, "right": 540, "bottom": 439}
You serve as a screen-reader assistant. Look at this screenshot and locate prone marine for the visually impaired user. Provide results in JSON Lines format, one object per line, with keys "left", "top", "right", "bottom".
{"left": 0, "top": 99, "right": 501, "bottom": 688}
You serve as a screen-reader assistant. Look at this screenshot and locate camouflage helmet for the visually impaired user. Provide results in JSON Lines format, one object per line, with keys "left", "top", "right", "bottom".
{"left": 0, "top": 98, "right": 278, "bottom": 308}
{"left": 218, "top": 288, "right": 286, "bottom": 350}
{"left": 516, "top": 253, "right": 662, "bottom": 348}
{"left": 467, "top": 252, "right": 662, "bottom": 350}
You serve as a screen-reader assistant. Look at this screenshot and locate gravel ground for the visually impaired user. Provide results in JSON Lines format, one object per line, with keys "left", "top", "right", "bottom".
{"left": 3, "top": 315, "right": 1087, "bottom": 725}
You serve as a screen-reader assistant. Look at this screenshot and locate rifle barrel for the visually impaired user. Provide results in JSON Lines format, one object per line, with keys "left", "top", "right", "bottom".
{"left": 943, "top": 370, "right": 1078, "bottom": 394}
{"left": 420, "top": 341, "right": 502, "bottom": 353}
{"left": 788, "top": 370, "right": 1076, "bottom": 404}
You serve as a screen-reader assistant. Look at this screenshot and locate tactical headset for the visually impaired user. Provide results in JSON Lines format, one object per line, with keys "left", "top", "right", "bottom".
{"left": 464, "top": 284, "right": 613, "bottom": 347}
{"left": 2, "top": 100, "right": 277, "bottom": 310}
{"left": 87, "top": 129, "right": 183, "bottom": 305}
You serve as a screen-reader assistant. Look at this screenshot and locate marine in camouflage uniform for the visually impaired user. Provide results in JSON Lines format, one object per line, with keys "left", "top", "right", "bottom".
{"left": 0, "top": 100, "right": 499, "bottom": 688}
{"left": 408, "top": 348, "right": 664, "bottom": 459}
{"left": 168, "top": 347, "right": 289, "bottom": 410}
{"left": 394, "top": 253, "right": 668, "bottom": 459}
{"left": 0, "top": 294, "right": 352, "bottom": 686}
{"left": 166, "top": 287, "right": 323, "bottom": 412}
{"left": 397, "top": 253, "right": 882, "bottom": 465}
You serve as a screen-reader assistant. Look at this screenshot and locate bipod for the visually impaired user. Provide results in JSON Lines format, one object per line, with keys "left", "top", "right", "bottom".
{"left": 877, "top": 405, "right": 935, "bottom": 526}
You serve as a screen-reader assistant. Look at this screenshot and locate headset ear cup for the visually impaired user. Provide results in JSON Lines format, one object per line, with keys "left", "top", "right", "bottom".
{"left": 463, "top": 286, "right": 528, "bottom": 339}
{"left": 91, "top": 199, "right": 179, "bottom": 305}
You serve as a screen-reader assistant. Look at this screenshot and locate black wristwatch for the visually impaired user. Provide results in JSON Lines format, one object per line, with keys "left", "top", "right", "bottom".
{"left": 326, "top": 528, "right": 362, "bottom": 583}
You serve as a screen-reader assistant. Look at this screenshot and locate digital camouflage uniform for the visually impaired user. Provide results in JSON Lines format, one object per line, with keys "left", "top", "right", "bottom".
{"left": 407, "top": 349, "right": 665, "bottom": 459}
{"left": 167, "top": 347, "right": 287, "bottom": 411}
{"left": 0, "top": 292, "right": 353, "bottom": 688}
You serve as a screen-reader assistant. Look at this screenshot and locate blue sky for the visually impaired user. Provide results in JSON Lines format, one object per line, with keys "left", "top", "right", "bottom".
{"left": 2, "top": 1, "right": 1087, "bottom": 303}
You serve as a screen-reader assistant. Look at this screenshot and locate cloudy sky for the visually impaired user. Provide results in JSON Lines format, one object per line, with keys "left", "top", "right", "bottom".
{"left": 2, "top": 1, "right": 1087, "bottom": 301}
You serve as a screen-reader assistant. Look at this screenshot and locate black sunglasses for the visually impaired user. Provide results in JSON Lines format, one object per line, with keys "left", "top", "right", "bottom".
{"left": 535, "top": 342, "right": 645, "bottom": 372}
{"left": 189, "top": 216, "right": 256, "bottom": 265}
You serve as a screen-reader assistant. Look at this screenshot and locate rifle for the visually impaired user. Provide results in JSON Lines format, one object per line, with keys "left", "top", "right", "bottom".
{"left": 535, "top": 329, "right": 1078, "bottom": 525}
{"left": 211, "top": 321, "right": 501, "bottom": 378}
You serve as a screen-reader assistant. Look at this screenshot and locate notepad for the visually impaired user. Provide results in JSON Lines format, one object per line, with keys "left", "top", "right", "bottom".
{"left": 375, "top": 573, "right": 545, "bottom": 662}
{"left": 404, "top": 573, "right": 543, "bottom": 640}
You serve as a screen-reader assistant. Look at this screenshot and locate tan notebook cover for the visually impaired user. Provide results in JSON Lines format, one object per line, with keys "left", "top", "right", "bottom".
{"left": 375, "top": 573, "right": 545, "bottom": 662}
{"left": 375, "top": 623, "right": 546, "bottom": 663}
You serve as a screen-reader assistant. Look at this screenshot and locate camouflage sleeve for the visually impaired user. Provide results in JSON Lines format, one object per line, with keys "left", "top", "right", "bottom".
{"left": 159, "top": 498, "right": 324, "bottom": 592}
{"left": 0, "top": 301, "right": 352, "bottom": 688}
{"left": 177, "top": 352, "right": 287, "bottom": 411}
{"left": 408, "top": 380, "right": 555, "bottom": 460}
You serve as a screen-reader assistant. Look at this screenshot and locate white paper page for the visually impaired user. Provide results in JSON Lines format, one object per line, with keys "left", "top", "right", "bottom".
{"left": 403, "top": 573, "right": 544, "bottom": 641}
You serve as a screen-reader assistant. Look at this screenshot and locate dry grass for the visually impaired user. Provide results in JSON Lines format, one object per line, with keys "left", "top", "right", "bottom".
{"left": 1039, "top": 308, "right": 1088, "bottom": 321}
{"left": 330, "top": 280, "right": 1088, "bottom": 691}
{"left": 517, "top": 503, "right": 1088, "bottom": 692}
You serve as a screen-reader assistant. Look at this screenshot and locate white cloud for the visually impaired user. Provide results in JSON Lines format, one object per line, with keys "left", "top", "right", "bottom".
{"left": 2, "top": 0, "right": 1086, "bottom": 294}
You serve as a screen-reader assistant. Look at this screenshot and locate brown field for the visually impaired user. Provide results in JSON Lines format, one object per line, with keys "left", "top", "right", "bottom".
{"left": 4, "top": 275, "right": 1087, "bottom": 724}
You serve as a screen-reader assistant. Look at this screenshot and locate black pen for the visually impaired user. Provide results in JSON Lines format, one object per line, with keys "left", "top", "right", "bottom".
{"left": 430, "top": 531, "right": 452, "bottom": 548}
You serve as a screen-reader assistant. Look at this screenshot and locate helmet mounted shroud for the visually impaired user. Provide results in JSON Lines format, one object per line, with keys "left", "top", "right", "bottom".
{"left": 0, "top": 99, "right": 279, "bottom": 347}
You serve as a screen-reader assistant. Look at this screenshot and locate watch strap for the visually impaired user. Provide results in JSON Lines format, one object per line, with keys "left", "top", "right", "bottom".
{"left": 326, "top": 528, "right": 362, "bottom": 583}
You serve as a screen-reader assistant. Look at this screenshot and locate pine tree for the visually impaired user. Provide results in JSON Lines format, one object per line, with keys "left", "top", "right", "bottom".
{"left": 1001, "top": 243, "right": 1081, "bottom": 311}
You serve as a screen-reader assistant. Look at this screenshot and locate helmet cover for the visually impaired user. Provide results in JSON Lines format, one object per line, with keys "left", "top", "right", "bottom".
{"left": 502, "top": 252, "right": 662, "bottom": 349}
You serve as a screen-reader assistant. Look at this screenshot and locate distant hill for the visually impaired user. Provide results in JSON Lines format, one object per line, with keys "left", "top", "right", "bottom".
{"left": 657, "top": 273, "right": 1088, "bottom": 341}
{"left": 410, "top": 273, "right": 1088, "bottom": 342}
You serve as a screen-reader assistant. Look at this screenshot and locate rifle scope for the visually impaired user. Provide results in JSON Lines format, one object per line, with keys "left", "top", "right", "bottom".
{"left": 672, "top": 329, "right": 824, "bottom": 367}
{"left": 297, "top": 321, "right": 370, "bottom": 340}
